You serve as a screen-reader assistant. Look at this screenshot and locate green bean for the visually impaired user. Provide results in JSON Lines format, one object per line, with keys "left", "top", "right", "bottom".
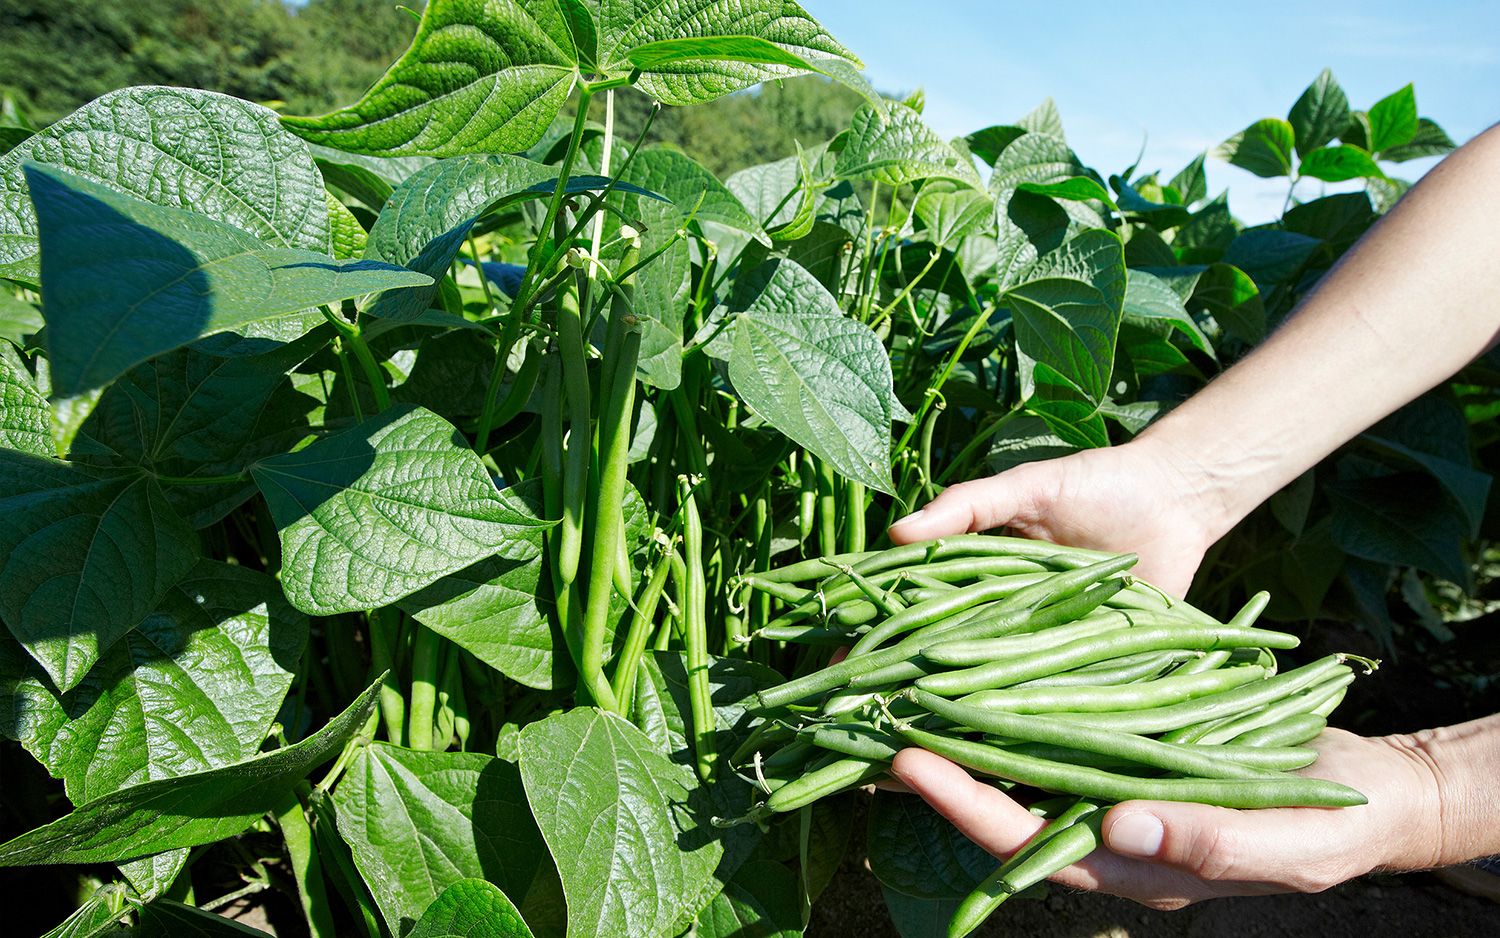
{"left": 894, "top": 723, "right": 1365, "bottom": 808}
{"left": 804, "top": 723, "right": 907, "bottom": 762}
{"left": 955, "top": 665, "right": 1269, "bottom": 714}
{"left": 907, "top": 689, "right": 1287, "bottom": 782}
{"left": 731, "top": 720, "right": 796, "bottom": 765}
{"left": 763, "top": 564, "right": 1052, "bottom": 633}
{"left": 679, "top": 477, "right": 716, "bottom": 781}
{"left": 1179, "top": 671, "right": 1356, "bottom": 745}
{"left": 755, "top": 623, "right": 869, "bottom": 646}
{"left": 610, "top": 538, "right": 678, "bottom": 712}
{"left": 487, "top": 336, "right": 543, "bottom": 431}
{"left": 832, "top": 600, "right": 879, "bottom": 627}
{"left": 950, "top": 807, "right": 1104, "bottom": 938}
{"left": 1044, "top": 655, "right": 1350, "bottom": 735}
{"left": 848, "top": 553, "right": 1139, "bottom": 657}
{"left": 990, "top": 740, "right": 1316, "bottom": 773}
{"left": 1008, "top": 650, "right": 1201, "bottom": 689}
{"left": 846, "top": 579, "right": 1135, "bottom": 690}
{"left": 797, "top": 458, "right": 817, "bottom": 545}
{"left": 756, "top": 578, "right": 1126, "bottom": 709}
{"left": 916, "top": 625, "right": 1298, "bottom": 697}
{"left": 554, "top": 269, "right": 591, "bottom": 586}
{"left": 735, "top": 574, "right": 813, "bottom": 605}
{"left": 764, "top": 755, "right": 890, "bottom": 814}
{"left": 1229, "top": 714, "right": 1328, "bottom": 748}
{"left": 922, "top": 609, "right": 1194, "bottom": 666}
{"left": 743, "top": 550, "right": 879, "bottom": 584}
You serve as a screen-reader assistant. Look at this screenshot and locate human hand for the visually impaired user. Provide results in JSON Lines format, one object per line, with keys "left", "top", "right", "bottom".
{"left": 888, "top": 728, "right": 1454, "bottom": 910}
{"left": 886, "top": 441, "right": 1229, "bottom": 597}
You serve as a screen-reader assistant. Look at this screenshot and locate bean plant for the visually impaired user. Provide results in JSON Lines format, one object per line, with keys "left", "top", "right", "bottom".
{"left": 0, "top": 1, "right": 1486, "bottom": 935}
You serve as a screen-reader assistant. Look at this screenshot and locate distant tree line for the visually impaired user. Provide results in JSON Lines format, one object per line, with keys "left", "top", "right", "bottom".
{"left": 0, "top": 0, "right": 872, "bottom": 178}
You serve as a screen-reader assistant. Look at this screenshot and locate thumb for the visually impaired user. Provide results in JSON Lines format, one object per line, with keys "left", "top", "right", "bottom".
{"left": 1103, "top": 802, "right": 1352, "bottom": 893}
{"left": 887, "top": 473, "right": 1041, "bottom": 544}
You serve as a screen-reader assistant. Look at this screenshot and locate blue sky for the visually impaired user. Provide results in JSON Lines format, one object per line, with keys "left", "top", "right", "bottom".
{"left": 801, "top": 1, "right": 1500, "bottom": 222}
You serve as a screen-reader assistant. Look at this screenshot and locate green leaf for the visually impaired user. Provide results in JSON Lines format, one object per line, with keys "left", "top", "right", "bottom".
{"left": 518, "top": 708, "right": 721, "bottom": 938}
{"left": 994, "top": 190, "right": 1070, "bottom": 292}
{"left": 1016, "top": 97, "right": 1066, "bottom": 141}
{"left": 1363, "top": 396, "right": 1492, "bottom": 538}
{"left": 1221, "top": 229, "right": 1321, "bottom": 286}
{"left": 283, "top": 0, "right": 861, "bottom": 156}
{"left": 726, "top": 259, "right": 897, "bottom": 495}
{"left": 880, "top": 884, "right": 962, "bottom": 938}
{"left": 1172, "top": 193, "right": 1239, "bottom": 264}
{"left": 398, "top": 492, "right": 567, "bottom": 690}
{"left": 1380, "top": 118, "right": 1456, "bottom": 163}
{"left": 913, "top": 182, "right": 993, "bottom": 248}
{"left": 25, "top": 164, "right": 429, "bottom": 398}
{"left": 251, "top": 404, "right": 549, "bottom": 615}
{"left": 363, "top": 153, "right": 661, "bottom": 321}
{"left": 621, "top": 148, "right": 766, "bottom": 244}
{"left": 984, "top": 415, "right": 1076, "bottom": 474}
{"left": 1367, "top": 84, "right": 1418, "bottom": 154}
{"left": 76, "top": 330, "right": 328, "bottom": 526}
{"left": 0, "top": 453, "right": 198, "bottom": 691}
{"left": 1169, "top": 152, "right": 1208, "bottom": 207}
{"left": 1298, "top": 145, "right": 1384, "bottom": 183}
{"left": 1111, "top": 177, "right": 1188, "bottom": 228}
{"left": 2, "top": 86, "right": 332, "bottom": 283}
{"left": 2, "top": 560, "right": 305, "bottom": 807}
{"left": 328, "top": 194, "right": 369, "bottom": 259}
{"left": 866, "top": 790, "right": 998, "bottom": 899}
{"left": 409, "top": 880, "right": 537, "bottom": 938}
{"left": 1017, "top": 177, "right": 1117, "bottom": 211}
{"left": 835, "top": 102, "right": 982, "bottom": 189}
{"left": 0, "top": 286, "right": 43, "bottom": 346}
{"left": 333, "top": 745, "right": 547, "bottom": 938}
{"left": 1288, "top": 69, "right": 1351, "bottom": 157}
{"left": 1328, "top": 473, "right": 1470, "bottom": 587}
{"left": 964, "top": 125, "right": 1027, "bottom": 167}
{"left": 1281, "top": 192, "right": 1376, "bottom": 256}
{"left": 0, "top": 676, "right": 379, "bottom": 865}
{"left": 694, "top": 859, "right": 802, "bottom": 938}
{"left": 1122, "top": 269, "right": 1213, "bottom": 358}
{"left": 310, "top": 144, "right": 436, "bottom": 211}
{"left": 34, "top": 884, "right": 133, "bottom": 938}
{"left": 0, "top": 341, "right": 49, "bottom": 456}
{"left": 1213, "top": 118, "right": 1296, "bottom": 178}
{"left": 1191, "top": 262, "right": 1264, "bottom": 345}
{"left": 988, "top": 133, "right": 1087, "bottom": 196}
{"left": 1009, "top": 228, "right": 1127, "bottom": 405}
{"left": 136, "top": 900, "right": 275, "bottom": 936}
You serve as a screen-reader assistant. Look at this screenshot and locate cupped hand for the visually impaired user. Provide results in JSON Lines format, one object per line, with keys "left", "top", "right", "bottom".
{"left": 886, "top": 441, "right": 1229, "bottom": 598}
{"left": 888, "top": 728, "right": 1447, "bottom": 910}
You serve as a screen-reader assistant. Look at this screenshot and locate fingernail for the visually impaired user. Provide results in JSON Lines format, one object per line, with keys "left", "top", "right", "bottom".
{"left": 1109, "top": 813, "right": 1164, "bottom": 857}
{"left": 892, "top": 509, "right": 925, "bottom": 526}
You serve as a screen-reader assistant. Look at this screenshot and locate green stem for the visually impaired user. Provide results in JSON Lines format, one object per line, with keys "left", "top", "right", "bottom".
{"left": 320, "top": 305, "right": 389, "bottom": 413}
{"left": 152, "top": 471, "right": 249, "bottom": 486}
{"left": 872, "top": 248, "right": 944, "bottom": 328}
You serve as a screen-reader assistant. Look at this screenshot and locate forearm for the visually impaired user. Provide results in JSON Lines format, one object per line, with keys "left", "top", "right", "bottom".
{"left": 1135, "top": 122, "right": 1500, "bottom": 541}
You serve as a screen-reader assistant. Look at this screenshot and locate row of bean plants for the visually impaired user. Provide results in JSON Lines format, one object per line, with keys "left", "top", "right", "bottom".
{"left": 0, "top": 2, "right": 1486, "bottom": 936}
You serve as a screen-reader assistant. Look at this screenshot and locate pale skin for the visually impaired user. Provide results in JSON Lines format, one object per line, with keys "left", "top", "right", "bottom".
{"left": 883, "top": 122, "right": 1500, "bottom": 908}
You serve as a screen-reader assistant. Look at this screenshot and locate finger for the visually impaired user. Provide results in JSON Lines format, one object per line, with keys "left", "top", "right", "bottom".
{"left": 887, "top": 475, "right": 1044, "bottom": 544}
{"left": 1103, "top": 801, "right": 1358, "bottom": 894}
{"left": 890, "top": 748, "right": 1046, "bottom": 852}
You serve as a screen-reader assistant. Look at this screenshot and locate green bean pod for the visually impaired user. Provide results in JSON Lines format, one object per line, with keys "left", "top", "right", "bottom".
{"left": 1175, "top": 670, "right": 1356, "bottom": 745}
{"left": 763, "top": 755, "right": 890, "bottom": 814}
{"left": 1044, "top": 655, "right": 1351, "bottom": 735}
{"left": 1008, "top": 650, "right": 1201, "bottom": 689}
{"left": 894, "top": 723, "right": 1366, "bottom": 807}
{"left": 955, "top": 665, "right": 1269, "bottom": 714}
{"left": 923, "top": 609, "right": 1203, "bottom": 666}
{"left": 1229, "top": 714, "right": 1328, "bottom": 748}
{"left": 848, "top": 553, "right": 1139, "bottom": 657}
{"left": 906, "top": 688, "right": 1288, "bottom": 782}
{"left": 916, "top": 626, "right": 1299, "bottom": 697}
{"left": 804, "top": 723, "right": 908, "bottom": 762}
{"left": 950, "top": 807, "right": 1105, "bottom": 938}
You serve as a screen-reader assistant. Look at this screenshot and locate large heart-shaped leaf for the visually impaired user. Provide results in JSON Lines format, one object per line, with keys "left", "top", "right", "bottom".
{"left": 1, "top": 86, "right": 331, "bottom": 283}
{"left": 282, "top": 0, "right": 860, "bottom": 157}
{"left": 866, "top": 790, "right": 999, "bottom": 900}
{"left": 519, "top": 708, "right": 721, "bottom": 938}
{"left": 1213, "top": 118, "right": 1295, "bottom": 178}
{"left": 251, "top": 404, "right": 549, "bottom": 615}
{"left": 2, "top": 560, "right": 306, "bottom": 805}
{"left": 988, "top": 132, "right": 1088, "bottom": 197}
{"left": 0, "top": 453, "right": 198, "bottom": 692}
{"left": 1288, "top": 69, "right": 1351, "bottom": 158}
{"left": 835, "top": 103, "right": 981, "bottom": 189}
{"left": 309, "top": 144, "right": 436, "bottom": 211}
{"left": 398, "top": 506, "right": 565, "bottom": 690}
{"left": 0, "top": 678, "right": 378, "bottom": 866}
{"left": 914, "top": 182, "right": 994, "bottom": 248}
{"left": 1122, "top": 268, "right": 1213, "bottom": 358}
{"left": 25, "top": 164, "right": 430, "bottom": 397}
{"left": 333, "top": 745, "right": 548, "bottom": 938}
{"left": 0, "top": 288, "right": 43, "bottom": 347}
{"left": 725, "top": 259, "right": 896, "bottom": 494}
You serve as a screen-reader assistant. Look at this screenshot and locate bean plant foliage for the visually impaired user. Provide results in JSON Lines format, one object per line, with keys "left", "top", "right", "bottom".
{"left": 0, "top": 1, "right": 1486, "bottom": 934}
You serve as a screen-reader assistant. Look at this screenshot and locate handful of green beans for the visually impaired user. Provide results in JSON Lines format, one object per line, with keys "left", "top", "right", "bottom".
{"left": 726, "top": 535, "right": 1375, "bottom": 938}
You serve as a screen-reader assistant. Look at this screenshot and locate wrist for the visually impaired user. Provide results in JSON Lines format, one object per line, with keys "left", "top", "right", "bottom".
{"left": 1389, "top": 713, "right": 1500, "bottom": 869}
